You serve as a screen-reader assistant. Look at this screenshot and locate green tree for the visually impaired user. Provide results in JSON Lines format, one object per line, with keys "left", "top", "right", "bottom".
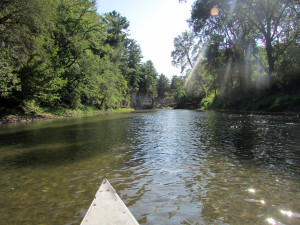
{"left": 119, "top": 38, "right": 143, "bottom": 93}
{"left": 191, "top": 0, "right": 258, "bottom": 90}
{"left": 169, "top": 75, "right": 186, "bottom": 108}
{"left": 52, "top": 0, "right": 107, "bottom": 107}
{"left": 0, "top": 0, "right": 56, "bottom": 99}
{"left": 103, "top": 10, "right": 129, "bottom": 49}
{"left": 241, "top": 0, "right": 299, "bottom": 74}
{"left": 138, "top": 61, "right": 158, "bottom": 99}
{"left": 171, "top": 31, "right": 200, "bottom": 74}
{"left": 0, "top": 0, "right": 162, "bottom": 113}
{"left": 157, "top": 74, "right": 170, "bottom": 99}
{"left": 0, "top": 55, "right": 20, "bottom": 97}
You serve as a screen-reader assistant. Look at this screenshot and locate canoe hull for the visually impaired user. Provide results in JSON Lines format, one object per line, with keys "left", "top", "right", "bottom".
{"left": 81, "top": 179, "right": 139, "bottom": 225}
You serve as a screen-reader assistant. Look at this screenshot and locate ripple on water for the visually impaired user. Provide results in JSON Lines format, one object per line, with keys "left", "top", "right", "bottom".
{"left": 0, "top": 110, "right": 299, "bottom": 224}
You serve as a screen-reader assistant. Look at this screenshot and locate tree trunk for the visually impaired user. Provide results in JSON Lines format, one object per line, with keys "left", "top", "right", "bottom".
{"left": 236, "top": 51, "right": 245, "bottom": 91}
{"left": 266, "top": 40, "right": 275, "bottom": 73}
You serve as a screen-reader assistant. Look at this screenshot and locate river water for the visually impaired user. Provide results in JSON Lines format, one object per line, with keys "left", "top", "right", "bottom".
{"left": 0, "top": 110, "right": 299, "bottom": 225}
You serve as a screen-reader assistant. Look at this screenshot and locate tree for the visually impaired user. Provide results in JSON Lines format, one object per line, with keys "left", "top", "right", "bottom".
{"left": 241, "top": 0, "right": 299, "bottom": 74}
{"left": 103, "top": 10, "right": 130, "bottom": 49}
{"left": 0, "top": 0, "right": 162, "bottom": 112}
{"left": 169, "top": 75, "right": 186, "bottom": 108}
{"left": 119, "top": 38, "right": 143, "bottom": 93}
{"left": 171, "top": 31, "right": 200, "bottom": 74}
{"left": 0, "top": 55, "right": 20, "bottom": 97}
{"left": 138, "top": 61, "right": 158, "bottom": 99}
{"left": 185, "top": 0, "right": 300, "bottom": 110}
{"left": 190, "top": 0, "right": 259, "bottom": 90}
{"left": 190, "top": 0, "right": 299, "bottom": 75}
{"left": 0, "top": 0, "right": 55, "bottom": 98}
{"left": 203, "top": 35, "right": 225, "bottom": 97}
{"left": 157, "top": 74, "right": 170, "bottom": 99}
{"left": 51, "top": 0, "right": 104, "bottom": 107}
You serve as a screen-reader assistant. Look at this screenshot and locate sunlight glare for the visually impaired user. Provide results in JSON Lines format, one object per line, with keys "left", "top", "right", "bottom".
{"left": 266, "top": 218, "right": 276, "bottom": 225}
{"left": 248, "top": 188, "right": 256, "bottom": 194}
{"left": 280, "top": 210, "right": 292, "bottom": 217}
{"left": 184, "top": 44, "right": 207, "bottom": 88}
{"left": 224, "top": 58, "right": 232, "bottom": 86}
{"left": 211, "top": 7, "right": 219, "bottom": 16}
{"left": 266, "top": 217, "right": 285, "bottom": 225}
{"left": 244, "top": 199, "right": 266, "bottom": 205}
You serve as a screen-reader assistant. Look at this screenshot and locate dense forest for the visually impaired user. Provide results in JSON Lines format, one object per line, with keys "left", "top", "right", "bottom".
{"left": 0, "top": 0, "right": 162, "bottom": 117}
{"left": 0, "top": 0, "right": 299, "bottom": 119}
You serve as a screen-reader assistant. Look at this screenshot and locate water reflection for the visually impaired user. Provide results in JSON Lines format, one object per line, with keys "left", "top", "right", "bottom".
{"left": 0, "top": 110, "right": 299, "bottom": 224}
{"left": 0, "top": 115, "right": 132, "bottom": 168}
{"left": 125, "top": 110, "right": 300, "bottom": 224}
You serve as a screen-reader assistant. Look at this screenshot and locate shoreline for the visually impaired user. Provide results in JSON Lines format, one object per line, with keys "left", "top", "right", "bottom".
{"left": 0, "top": 108, "right": 134, "bottom": 125}
{"left": 1, "top": 108, "right": 299, "bottom": 125}
{"left": 0, "top": 112, "right": 103, "bottom": 125}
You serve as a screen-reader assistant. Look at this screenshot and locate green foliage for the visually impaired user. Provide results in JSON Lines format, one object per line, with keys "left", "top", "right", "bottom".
{"left": 168, "top": 76, "right": 187, "bottom": 108}
{"left": 138, "top": 61, "right": 158, "bottom": 98}
{"left": 0, "top": 0, "right": 161, "bottom": 114}
{"left": 171, "top": 31, "right": 199, "bottom": 74}
{"left": 44, "top": 105, "right": 100, "bottom": 116}
{"left": 18, "top": 55, "right": 66, "bottom": 105}
{"left": 21, "top": 100, "right": 48, "bottom": 116}
{"left": 0, "top": 55, "right": 20, "bottom": 97}
{"left": 120, "top": 38, "right": 143, "bottom": 93}
{"left": 199, "top": 93, "right": 215, "bottom": 109}
{"left": 157, "top": 74, "right": 170, "bottom": 99}
{"left": 171, "top": 0, "right": 300, "bottom": 112}
{"left": 103, "top": 10, "right": 129, "bottom": 49}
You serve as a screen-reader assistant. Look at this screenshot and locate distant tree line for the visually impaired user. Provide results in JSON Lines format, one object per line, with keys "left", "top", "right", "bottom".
{"left": 0, "top": 0, "right": 165, "bottom": 114}
{"left": 171, "top": 0, "right": 300, "bottom": 111}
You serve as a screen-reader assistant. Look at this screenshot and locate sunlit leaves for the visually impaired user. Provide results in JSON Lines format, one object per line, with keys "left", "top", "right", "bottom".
{"left": 0, "top": 0, "right": 160, "bottom": 111}
{"left": 0, "top": 56, "right": 20, "bottom": 97}
{"left": 171, "top": 31, "right": 200, "bottom": 74}
{"left": 187, "top": 0, "right": 299, "bottom": 110}
{"left": 103, "top": 10, "right": 130, "bottom": 49}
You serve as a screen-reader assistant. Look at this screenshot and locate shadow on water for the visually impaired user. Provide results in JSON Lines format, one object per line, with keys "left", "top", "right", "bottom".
{"left": 199, "top": 111, "right": 300, "bottom": 176}
{"left": 231, "top": 120, "right": 256, "bottom": 160}
{"left": 0, "top": 115, "right": 133, "bottom": 168}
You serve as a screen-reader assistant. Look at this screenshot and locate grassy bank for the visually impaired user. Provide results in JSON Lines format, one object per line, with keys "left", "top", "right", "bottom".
{"left": 0, "top": 100, "right": 134, "bottom": 124}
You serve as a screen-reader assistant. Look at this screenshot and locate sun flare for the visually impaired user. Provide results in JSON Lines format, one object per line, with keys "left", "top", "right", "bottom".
{"left": 211, "top": 7, "right": 219, "bottom": 16}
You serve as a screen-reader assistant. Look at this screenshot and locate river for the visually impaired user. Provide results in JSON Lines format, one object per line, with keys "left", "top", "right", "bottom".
{"left": 0, "top": 109, "right": 299, "bottom": 225}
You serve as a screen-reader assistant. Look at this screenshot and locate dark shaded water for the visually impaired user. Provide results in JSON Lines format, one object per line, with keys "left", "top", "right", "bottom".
{"left": 0, "top": 110, "right": 299, "bottom": 224}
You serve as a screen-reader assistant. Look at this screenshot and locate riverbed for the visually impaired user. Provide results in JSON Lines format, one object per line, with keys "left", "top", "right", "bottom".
{"left": 0, "top": 110, "right": 299, "bottom": 224}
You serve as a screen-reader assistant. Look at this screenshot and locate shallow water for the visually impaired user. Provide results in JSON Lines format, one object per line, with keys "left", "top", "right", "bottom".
{"left": 0, "top": 110, "right": 299, "bottom": 224}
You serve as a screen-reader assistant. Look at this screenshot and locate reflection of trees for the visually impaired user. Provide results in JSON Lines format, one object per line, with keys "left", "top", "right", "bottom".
{"left": 231, "top": 119, "right": 256, "bottom": 160}
{"left": 203, "top": 112, "right": 257, "bottom": 160}
{"left": 0, "top": 116, "right": 133, "bottom": 168}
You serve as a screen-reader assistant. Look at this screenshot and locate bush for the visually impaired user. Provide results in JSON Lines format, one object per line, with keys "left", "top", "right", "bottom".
{"left": 22, "top": 100, "right": 46, "bottom": 116}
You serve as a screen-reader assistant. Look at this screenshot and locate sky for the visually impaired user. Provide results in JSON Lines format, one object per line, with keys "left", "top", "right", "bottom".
{"left": 96, "top": 0, "right": 195, "bottom": 79}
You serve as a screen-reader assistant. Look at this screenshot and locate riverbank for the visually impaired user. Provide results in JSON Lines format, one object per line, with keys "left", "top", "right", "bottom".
{"left": 0, "top": 105, "right": 134, "bottom": 125}
{"left": 200, "top": 91, "right": 300, "bottom": 112}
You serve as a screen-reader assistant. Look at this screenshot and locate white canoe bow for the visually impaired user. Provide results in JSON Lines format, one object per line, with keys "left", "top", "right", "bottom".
{"left": 81, "top": 179, "right": 139, "bottom": 225}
